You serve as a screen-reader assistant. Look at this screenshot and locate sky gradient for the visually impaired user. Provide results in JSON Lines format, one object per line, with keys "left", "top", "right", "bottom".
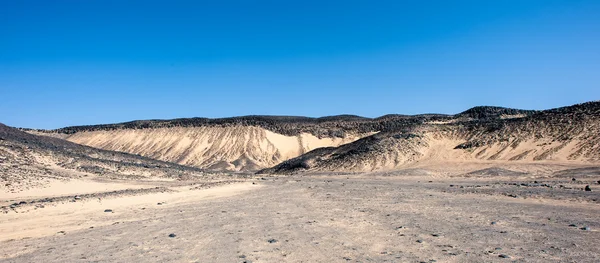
{"left": 1, "top": 0, "right": 599, "bottom": 129}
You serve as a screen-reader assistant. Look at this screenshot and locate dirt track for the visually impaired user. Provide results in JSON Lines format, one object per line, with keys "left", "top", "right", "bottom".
{"left": 1, "top": 175, "right": 599, "bottom": 263}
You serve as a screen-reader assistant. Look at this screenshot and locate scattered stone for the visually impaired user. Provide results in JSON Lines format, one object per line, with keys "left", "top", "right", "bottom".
{"left": 585, "top": 185, "right": 592, "bottom": 191}
{"left": 432, "top": 234, "right": 440, "bottom": 237}
{"left": 168, "top": 233, "right": 176, "bottom": 238}
{"left": 104, "top": 209, "right": 113, "bottom": 213}
{"left": 580, "top": 227, "right": 590, "bottom": 231}
{"left": 267, "top": 238, "right": 277, "bottom": 243}
{"left": 491, "top": 221, "right": 497, "bottom": 225}
{"left": 499, "top": 254, "right": 511, "bottom": 258}
{"left": 157, "top": 202, "right": 163, "bottom": 205}
{"left": 572, "top": 178, "right": 577, "bottom": 181}
{"left": 569, "top": 224, "right": 577, "bottom": 227}
{"left": 416, "top": 240, "right": 423, "bottom": 243}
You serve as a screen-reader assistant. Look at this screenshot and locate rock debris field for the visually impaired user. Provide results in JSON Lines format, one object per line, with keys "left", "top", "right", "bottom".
{"left": 1, "top": 173, "right": 599, "bottom": 263}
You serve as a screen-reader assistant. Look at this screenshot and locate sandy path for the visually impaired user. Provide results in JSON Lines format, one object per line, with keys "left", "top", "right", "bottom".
{"left": 1, "top": 176, "right": 599, "bottom": 262}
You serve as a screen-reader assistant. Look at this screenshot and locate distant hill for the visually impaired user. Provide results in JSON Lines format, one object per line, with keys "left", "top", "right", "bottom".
{"left": 259, "top": 101, "right": 600, "bottom": 174}
{"left": 1, "top": 123, "right": 207, "bottom": 191}
{"left": 23, "top": 102, "right": 599, "bottom": 172}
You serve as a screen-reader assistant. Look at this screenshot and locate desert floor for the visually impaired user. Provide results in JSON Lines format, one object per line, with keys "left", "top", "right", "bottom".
{"left": 1, "top": 168, "right": 599, "bottom": 263}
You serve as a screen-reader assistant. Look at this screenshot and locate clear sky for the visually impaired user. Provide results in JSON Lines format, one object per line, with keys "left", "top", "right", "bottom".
{"left": 1, "top": 0, "right": 599, "bottom": 129}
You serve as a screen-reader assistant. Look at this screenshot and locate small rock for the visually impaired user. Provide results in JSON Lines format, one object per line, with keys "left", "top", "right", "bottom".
{"left": 168, "top": 233, "right": 176, "bottom": 238}
{"left": 572, "top": 178, "right": 577, "bottom": 181}
{"left": 499, "top": 254, "right": 511, "bottom": 258}
{"left": 267, "top": 238, "right": 277, "bottom": 243}
{"left": 569, "top": 224, "right": 577, "bottom": 227}
{"left": 491, "top": 221, "right": 497, "bottom": 225}
{"left": 104, "top": 209, "right": 113, "bottom": 213}
{"left": 580, "top": 227, "right": 590, "bottom": 231}
{"left": 74, "top": 196, "right": 81, "bottom": 200}
{"left": 416, "top": 240, "right": 423, "bottom": 243}
{"left": 157, "top": 202, "right": 163, "bottom": 205}
{"left": 585, "top": 185, "right": 592, "bottom": 191}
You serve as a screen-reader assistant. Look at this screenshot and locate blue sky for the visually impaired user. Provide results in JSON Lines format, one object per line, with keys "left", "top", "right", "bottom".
{"left": 1, "top": 0, "right": 599, "bottom": 129}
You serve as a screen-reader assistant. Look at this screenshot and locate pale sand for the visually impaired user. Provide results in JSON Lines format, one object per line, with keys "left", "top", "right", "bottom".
{"left": 0, "top": 179, "right": 147, "bottom": 202}
{"left": 62, "top": 126, "right": 370, "bottom": 171}
{"left": 0, "top": 182, "right": 258, "bottom": 243}
{"left": 1, "top": 172, "right": 598, "bottom": 262}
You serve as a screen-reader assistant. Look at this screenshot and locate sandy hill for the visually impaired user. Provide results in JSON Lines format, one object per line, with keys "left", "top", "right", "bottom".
{"left": 259, "top": 101, "right": 600, "bottom": 174}
{"left": 0, "top": 123, "right": 206, "bottom": 192}
{"left": 34, "top": 115, "right": 392, "bottom": 171}
{"left": 27, "top": 102, "right": 598, "bottom": 173}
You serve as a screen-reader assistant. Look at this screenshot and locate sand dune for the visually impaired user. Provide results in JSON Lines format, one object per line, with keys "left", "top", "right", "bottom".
{"left": 63, "top": 126, "right": 370, "bottom": 171}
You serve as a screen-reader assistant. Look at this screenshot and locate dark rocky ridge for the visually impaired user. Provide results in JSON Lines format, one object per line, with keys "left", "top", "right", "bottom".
{"left": 34, "top": 106, "right": 536, "bottom": 138}
{"left": 17, "top": 101, "right": 599, "bottom": 173}
{"left": 0, "top": 123, "right": 210, "bottom": 191}
{"left": 259, "top": 101, "right": 600, "bottom": 174}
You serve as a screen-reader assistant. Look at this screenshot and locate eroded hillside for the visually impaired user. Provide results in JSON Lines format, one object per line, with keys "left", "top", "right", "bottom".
{"left": 28, "top": 102, "right": 599, "bottom": 173}
{"left": 0, "top": 124, "right": 207, "bottom": 192}
{"left": 260, "top": 101, "right": 600, "bottom": 174}
{"left": 61, "top": 126, "right": 368, "bottom": 171}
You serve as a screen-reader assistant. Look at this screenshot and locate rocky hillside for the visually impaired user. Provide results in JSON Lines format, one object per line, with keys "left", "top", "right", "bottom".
{"left": 29, "top": 107, "right": 537, "bottom": 172}
{"left": 29, "top": 103, "right": 597, "bottom": 173}
{"left": 0, "top": 124, "right": 208, "bottom": 192}
{"left": 259, "top": 101, "right": 600, "bottom": 174}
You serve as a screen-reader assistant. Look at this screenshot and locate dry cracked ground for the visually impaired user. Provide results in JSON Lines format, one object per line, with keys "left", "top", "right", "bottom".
{"left": 1, "top": 172, "right": 600, "bottom": 263}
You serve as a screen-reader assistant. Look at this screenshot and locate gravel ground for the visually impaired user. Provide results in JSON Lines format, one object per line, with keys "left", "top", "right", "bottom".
{"left": 1, "top": 175, "right": 599, "bottom": 263}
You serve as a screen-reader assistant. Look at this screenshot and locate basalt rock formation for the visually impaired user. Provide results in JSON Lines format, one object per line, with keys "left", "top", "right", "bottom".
{"left": 1, "top": 123, "right": 207, "bottom": 191}
{"left": 25, "top": 101, "right": 599, "bottom": 173}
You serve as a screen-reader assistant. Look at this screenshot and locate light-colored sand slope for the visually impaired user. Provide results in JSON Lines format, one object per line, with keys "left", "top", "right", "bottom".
{"left": 64, "top": 126, "right": 369, "bottom": 171}
{"left": 261, "top": 102, "right": 600, "bottom": 173}
{"left": 0, "top": 123, "right": 210, "bottom": 193}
